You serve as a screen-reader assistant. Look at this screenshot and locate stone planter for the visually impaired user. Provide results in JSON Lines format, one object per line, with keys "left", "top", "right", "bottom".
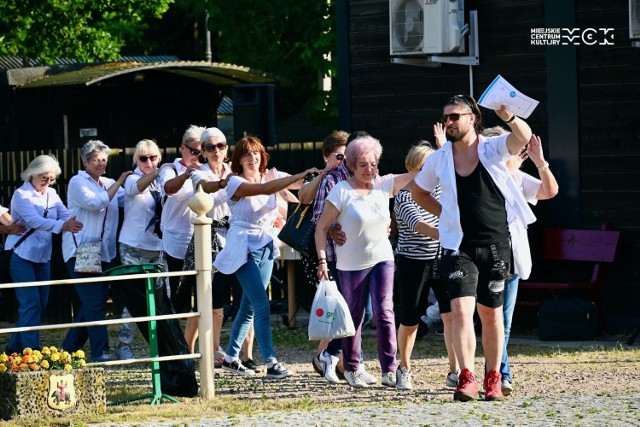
{"left": 0, "top": 368, "right": 106, "bottom": 420}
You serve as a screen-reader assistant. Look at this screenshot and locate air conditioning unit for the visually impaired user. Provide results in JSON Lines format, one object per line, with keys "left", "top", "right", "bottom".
{"left": 390, "top": 0, "right": 463, "bottom": 56}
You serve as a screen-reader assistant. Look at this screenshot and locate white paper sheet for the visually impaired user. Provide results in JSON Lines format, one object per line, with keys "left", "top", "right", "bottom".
{"left": 477, "top": 75, "right": 539, "bottom": 119}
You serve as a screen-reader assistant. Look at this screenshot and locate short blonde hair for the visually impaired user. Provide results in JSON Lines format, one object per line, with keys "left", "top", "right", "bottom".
{"left": 132, "top": 139, "right": 162, "bottom": 167}
{"left": 405, "top": 141, "right": 435, "bottom": 172}
{"left": 21, "top": 154, "right": 62, "bottom": 182}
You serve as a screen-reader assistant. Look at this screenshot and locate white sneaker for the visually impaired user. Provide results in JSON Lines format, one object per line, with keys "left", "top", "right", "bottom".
{"left": 445, "top": 370, "right": 460, "bottom": 388}
{"left": 344, "top": 370, "right": 368, "bottom": 388}
{"left": 319, "top": 351, "right": 341, "bottom": 384}
{"left": 381, "top": 371, "right": 397, "bottom": 387}
{"left": 358, "top": 366, "right": 378, "bottom": 385}
{"left": 396, "top": 367, "right": 412, "bottom": 390}
{"left": 501, "top": 379, "right": 513, "bottom": 396}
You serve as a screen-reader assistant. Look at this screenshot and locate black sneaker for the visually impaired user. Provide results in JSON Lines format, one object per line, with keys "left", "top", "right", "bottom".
{"left": 242, "top": 358, "right": 263, "bottom": 373}
{"left": 266, "top": 362, "right": 293, "bottom": 379}
{"left": 221, "top": 359, "right": 255, "bottom": 376}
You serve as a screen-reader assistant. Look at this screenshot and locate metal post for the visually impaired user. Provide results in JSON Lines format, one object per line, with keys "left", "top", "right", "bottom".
{"left": 189, "top": 186, "right": 215, "bottom": 399}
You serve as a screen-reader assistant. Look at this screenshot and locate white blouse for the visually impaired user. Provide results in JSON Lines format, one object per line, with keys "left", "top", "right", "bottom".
{"left": 119, "top": 167, "right": 163, "bottom": 251}
{"left": 213, "top": 173, "right": 283, "bottom": 275}
{"left": 62, "top": 170, "right": 124, "bottom": 263}
{"left": 158, "top": 159, "right": 196, "bottom": 259}
{"left": 6, "top": 182, "right": 70, "bottom": 263}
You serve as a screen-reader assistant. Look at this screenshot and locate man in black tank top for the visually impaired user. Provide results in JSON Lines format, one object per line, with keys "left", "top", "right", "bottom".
{"left": 411, "top": 94, "right": 533, "bottom": 402}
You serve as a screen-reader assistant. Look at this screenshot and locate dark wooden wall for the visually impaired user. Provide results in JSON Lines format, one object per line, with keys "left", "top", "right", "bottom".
{"left": 344, "top": 0, "right": 640, "bottom": 333}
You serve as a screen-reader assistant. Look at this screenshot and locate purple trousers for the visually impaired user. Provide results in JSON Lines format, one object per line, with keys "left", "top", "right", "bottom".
{"left": 339, "top": 261, "right": 398, "bottom": 373}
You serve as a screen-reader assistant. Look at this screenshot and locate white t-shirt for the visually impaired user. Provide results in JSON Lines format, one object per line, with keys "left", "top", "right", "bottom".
{"left": 158, "top": 159, "right": 196, "bottom": 259}
{"left": 325, "top": 174, "right": 395, "bottom": 271}
{"left": 119, "top": 168, "right": 163, "bottom": 251}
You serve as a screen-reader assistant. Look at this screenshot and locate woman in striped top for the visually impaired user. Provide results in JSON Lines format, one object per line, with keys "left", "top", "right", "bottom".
{"left": 394, "top": 142, "right": 441, "bottom": 390}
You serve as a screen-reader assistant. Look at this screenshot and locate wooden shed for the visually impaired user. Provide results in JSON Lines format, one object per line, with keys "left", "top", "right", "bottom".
{"left": 336, "top": 0, "right": 640, "bottom": 333}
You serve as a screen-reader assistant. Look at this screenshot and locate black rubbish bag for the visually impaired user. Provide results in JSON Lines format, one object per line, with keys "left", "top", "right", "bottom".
{"left": 111, "top": 275, "right": 198, "bottom": 397}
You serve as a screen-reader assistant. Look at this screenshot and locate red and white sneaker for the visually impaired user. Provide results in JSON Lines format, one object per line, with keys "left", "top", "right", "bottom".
{"left": 484, "top": 369, "right": 505, "bottom": 401}
{"left": 453, "top": 368, "right": 480, "bottom": 401}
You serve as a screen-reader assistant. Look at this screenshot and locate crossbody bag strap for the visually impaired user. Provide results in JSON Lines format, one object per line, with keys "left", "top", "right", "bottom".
{"left": 11, "top": 193, "right": 49, "bottom": 250}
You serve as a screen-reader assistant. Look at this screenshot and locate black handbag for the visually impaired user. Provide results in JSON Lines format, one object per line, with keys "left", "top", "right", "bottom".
{"left": 278, "top": 203, "right": 316, "bottom": 255}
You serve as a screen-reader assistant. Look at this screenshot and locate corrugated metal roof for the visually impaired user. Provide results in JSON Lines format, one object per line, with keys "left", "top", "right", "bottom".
{"left": 0, "top": 55, "right": 180, "bottom": 70}
{"left": 5, "top": 61, "right": 276, "bottom": 88}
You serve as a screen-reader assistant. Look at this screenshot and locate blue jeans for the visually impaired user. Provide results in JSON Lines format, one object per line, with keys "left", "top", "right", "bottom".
{"left": 225, "top": 242, "right": 276, "bottom": 363}
{"left": 500, "top": 273, "right": 519, "bottom": 383}
{"left": 62, "top": 258, "right": 111, "bottom": 358}
{"left": 7, "top": 253, "right": 50, "bottom": 352}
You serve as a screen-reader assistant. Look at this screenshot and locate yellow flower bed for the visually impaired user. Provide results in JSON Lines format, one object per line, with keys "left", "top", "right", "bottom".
{"left": 0, "top": 347, "right": 86, "bottom": 373}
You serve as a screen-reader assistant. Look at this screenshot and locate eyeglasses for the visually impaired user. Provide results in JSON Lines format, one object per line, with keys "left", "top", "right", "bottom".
{"left": 205, "top": 143, "right": 227, "bottom": 152}
{"left": 183, "top": 144, "right": 201, "bottom": 156}
{"left": 441, "top": 113, "right": 473, "bottom": 123}
{"left": 331, "top": 153, "right": 345, "bottom": 161}
{"left": 39, "top": 174, "right": 56, "bottom": 184}
{"left": 138, "top": 155, "right": 158, "bottom": 163}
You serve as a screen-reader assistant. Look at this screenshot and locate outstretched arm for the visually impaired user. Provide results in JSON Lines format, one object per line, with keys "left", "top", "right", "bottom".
{"left": 233, "top": 167, "right": 319, "bottom": 198}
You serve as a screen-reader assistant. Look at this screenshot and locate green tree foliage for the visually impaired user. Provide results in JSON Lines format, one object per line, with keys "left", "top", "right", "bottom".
{"left": 208, "top": 0, "right": 338, "bottom": 125}
{"left": 0, "top": 0, "right": 173, "bottom": 66}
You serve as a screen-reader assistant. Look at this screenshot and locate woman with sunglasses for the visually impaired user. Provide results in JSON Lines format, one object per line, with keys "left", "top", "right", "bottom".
{"left": 182, "top": 127, "right": 235, "bottom": 365}
{"left": 200, "top": 136, "right": 318, "bottom": 379}
{"left": 114, "top": 139, "right": 164, "bottom": 360}
{"left": 61, "top": 140, "right": 132, "bottom": 362}
{"left": 5, "top": 155, "right": 82, "bottom": 354}
{"left": 297, "top": 130, "right": 348, "bottom": 379}
{"left": 158, "top": 125, "right": 204, "bottom": 315}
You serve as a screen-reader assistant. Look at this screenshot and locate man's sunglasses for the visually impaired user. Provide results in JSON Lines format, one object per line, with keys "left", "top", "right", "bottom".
{"left": 441, "top": 112, "right": 472, "bottom": 123}
{"left": 183, "top": 144, "right": 201, "bottom": 156}
{"left": 205, "top": 142, "right": 227, "bottom": 152}
{"left": 138, "top": 155, "right": 158, "bottom": 163}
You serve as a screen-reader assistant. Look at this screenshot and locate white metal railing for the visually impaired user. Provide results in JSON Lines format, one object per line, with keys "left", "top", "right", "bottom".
{"left": 0, "top": 187, "right": 216, "bottom": 400}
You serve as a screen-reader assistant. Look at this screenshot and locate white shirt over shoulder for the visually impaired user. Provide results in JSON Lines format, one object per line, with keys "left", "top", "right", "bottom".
{"left": 158, "top": 159, "right": 196, "bottom": 259}
{"left": 325, "top": 174, "right": 395, "bottom": 271}
{"left": 62, "top": 170, "right": 124, "bottom": 263}
{"left": 509, "top": 169, "right": 542, "bottom": 280}
{"left": 414, "top": 133, "right": 536, "bottom": 251}
{"left": 6, "top": 182, "right": 70, "bottom": 263}
{"left": 119, "top": 167, "right": 163, "bottom": 251}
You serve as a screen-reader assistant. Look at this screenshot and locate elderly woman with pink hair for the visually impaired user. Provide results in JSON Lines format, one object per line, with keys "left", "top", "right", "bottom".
{"left": 315, "top": 134, "right": 416, "bottom": 388}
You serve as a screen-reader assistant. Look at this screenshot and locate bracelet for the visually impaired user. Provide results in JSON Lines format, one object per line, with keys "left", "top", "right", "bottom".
{"left": 537, "top": 161, "right": 549, "bottom": 171}
{"left": 504, "top": 115, "right": 517, "bottom": 124}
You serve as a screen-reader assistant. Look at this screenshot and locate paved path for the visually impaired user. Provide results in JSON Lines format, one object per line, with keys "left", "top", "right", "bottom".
{"left": 95, "top": 392, "right": 640, "bottom": 426}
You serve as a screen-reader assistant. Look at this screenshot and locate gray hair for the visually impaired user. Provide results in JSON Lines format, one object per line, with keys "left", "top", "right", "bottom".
{"left": 182, "top": 125, "right": 206, "bottom": 146}
{"left": 21, "top": 154, "right": 62, "bottom": 182}
{"left": 80, "top": 140, "right": 111, "bottom": 162}
{"left": 200, "top": 127, "right": 226, "bottom": 144}
{"left": 132, "top": 139, "right": 162, "bottom": 167}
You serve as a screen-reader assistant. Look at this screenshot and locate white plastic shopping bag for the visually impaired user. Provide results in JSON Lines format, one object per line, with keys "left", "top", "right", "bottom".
{"left": 331, "top": 290, "right": 356, "bottom": 339}
{"left": 308, "top": 279, "right": 355, "bottom": 340}
{"left": 308, "top": 279, "right": 339, "bottom": 340}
